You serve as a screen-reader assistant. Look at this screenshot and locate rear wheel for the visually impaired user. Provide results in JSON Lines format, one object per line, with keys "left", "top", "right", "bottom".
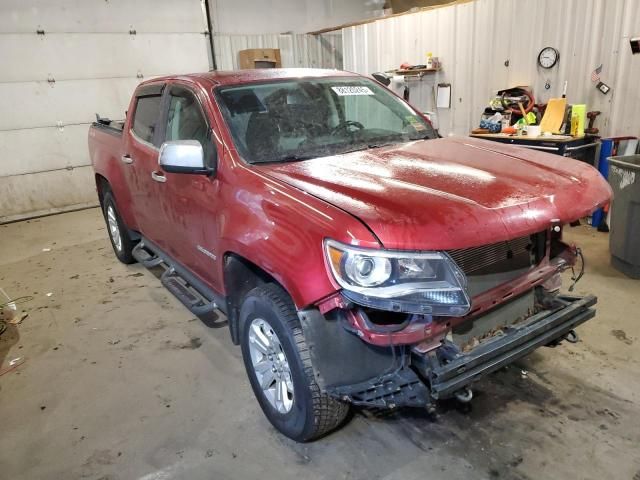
{"left": 102, "top": 191, "right": 136, "bottom": 264}
{"left": 239, "top": 284, "right": 349, "bottom": 441}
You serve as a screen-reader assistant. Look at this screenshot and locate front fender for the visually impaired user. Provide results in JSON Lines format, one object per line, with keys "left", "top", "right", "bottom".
{"left": 217, "top": 165, "right": 379, "bottom": 308}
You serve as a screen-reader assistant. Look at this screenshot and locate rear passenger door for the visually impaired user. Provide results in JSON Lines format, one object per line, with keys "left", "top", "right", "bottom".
{"left": 123, "top": 83, "right": 167, "bottom": 245}
{"left": 155, "top": 84, "right": 222, "bottom": 291}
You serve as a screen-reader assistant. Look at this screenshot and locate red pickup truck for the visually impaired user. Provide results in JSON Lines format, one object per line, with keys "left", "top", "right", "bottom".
{"left": 89, "top": 68, "right": 611, "bottom": 441}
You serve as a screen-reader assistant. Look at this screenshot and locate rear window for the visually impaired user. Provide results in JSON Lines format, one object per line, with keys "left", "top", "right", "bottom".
{"left": 132, "top": 95, "right": 162, "bottom": 144}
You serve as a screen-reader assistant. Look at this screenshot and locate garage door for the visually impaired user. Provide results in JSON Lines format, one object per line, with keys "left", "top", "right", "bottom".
{"left": 0, "top": 0, "right": 211, "bottom": 223}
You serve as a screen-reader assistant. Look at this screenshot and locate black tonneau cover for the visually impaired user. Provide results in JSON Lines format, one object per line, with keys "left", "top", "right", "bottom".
{"left": 92, "top": 113, "right": 124, "bottom": 136}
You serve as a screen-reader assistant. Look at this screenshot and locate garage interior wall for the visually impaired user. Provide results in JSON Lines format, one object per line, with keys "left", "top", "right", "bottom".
{"left": 0, "top": 0, "right": 364, "bottom": 223}
{"left": 0, "top": 0, "right": 211, "bottom": 223}
{"left": 209, "top": 0, "right": 379, "bottom": 35}
{"left": 209, "top": 0, "right": 369, "bottom": 71}
{"left": 343, "top": 0, "right": 640, "bottom": 137}
{"left": 213, "top": 33, "right": 343, "bottom": 70}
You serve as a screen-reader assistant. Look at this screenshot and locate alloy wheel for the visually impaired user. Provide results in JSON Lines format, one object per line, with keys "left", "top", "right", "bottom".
{"left": 248, "top": 317, "right": 294, "bottom": 414}
{"left": 106, "top": 205, "right": 122, "bottom": 252}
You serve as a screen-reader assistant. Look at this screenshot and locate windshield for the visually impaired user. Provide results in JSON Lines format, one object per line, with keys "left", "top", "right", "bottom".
{"left": 215, "top": 77, "right": 437, "bottom": 164}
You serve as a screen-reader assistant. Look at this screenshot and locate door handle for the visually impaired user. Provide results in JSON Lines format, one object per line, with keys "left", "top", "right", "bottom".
{"left": 121, "top": 154, "right": 133, "bottom": 164}
{"left": 151, "top": 170, "right": 167, "bottom": 183}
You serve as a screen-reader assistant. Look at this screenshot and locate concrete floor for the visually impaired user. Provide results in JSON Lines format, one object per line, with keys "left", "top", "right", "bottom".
{"left": 1, "top": 208, "right": 639, "bottom": 480}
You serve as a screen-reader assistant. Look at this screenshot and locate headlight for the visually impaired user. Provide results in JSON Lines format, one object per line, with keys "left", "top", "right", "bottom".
{"left": 325, "top": 239, "right": 471, "bottom": 316}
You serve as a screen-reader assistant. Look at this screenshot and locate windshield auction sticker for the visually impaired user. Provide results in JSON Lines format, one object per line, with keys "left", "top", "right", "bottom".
{"left": 331, "top": 86, "right": 374, "bottom": 96}
{"left": 406, "top": 115, "right": 426, "bottom": 131}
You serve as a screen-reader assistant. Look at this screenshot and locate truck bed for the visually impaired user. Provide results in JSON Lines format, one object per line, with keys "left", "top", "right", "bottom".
{"left": 91, "top": 119, "right": 124, "bottom": 136}
{"left": 89, "top": 117, "right": 136, "bottom": 229}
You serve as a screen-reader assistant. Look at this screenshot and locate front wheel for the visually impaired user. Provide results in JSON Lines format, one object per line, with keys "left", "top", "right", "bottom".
{"left": 239, "top": 284, "right": 349, "bottom": 441}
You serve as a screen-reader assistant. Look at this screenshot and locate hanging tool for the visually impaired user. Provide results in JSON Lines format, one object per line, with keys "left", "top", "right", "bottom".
{"left": 585, "top": 111, "right": 601, "bottom": 134}
{"left": 518, "top": 102, "right": 529, "bottom": 124}
{"left": 497, "top": 87, "right": 535, "bottom": 114}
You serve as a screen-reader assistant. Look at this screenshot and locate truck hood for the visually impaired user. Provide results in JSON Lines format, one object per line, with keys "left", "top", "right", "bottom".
{"left": 255, "top": 136, "right": 612, "bottom": 250}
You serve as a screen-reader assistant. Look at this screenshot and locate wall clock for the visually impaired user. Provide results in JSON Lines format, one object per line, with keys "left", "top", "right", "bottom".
{"left": 538, "top": 47, "right": 560, "bottom": 69}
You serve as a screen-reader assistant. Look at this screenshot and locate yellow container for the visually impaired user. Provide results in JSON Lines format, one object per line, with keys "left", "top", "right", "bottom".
{"left": 571, "top": 104, "right": 586, "bottom": 136}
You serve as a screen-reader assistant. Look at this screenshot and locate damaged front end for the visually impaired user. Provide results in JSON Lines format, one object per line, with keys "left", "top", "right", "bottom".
{"left": 301, "top": 225, "right": 594, "bottom": 409}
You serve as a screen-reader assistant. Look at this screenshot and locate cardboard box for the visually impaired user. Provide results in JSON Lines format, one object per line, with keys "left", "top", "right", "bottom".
{"left": 238, "top": 48, "right": 282, "bottom": 69}
{"left": 389, "top": 0, "right": 452, "bottom": 14}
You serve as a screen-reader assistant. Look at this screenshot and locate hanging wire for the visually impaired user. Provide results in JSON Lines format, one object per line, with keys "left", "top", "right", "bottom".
{"left": 0, "top": 286, "right": 34, "bottom": 309}
{"left": 0, "top": 295, "right": 34, "bottom": 309}
{"left": 568, "top": 248, "right": 585, "bottom": 292}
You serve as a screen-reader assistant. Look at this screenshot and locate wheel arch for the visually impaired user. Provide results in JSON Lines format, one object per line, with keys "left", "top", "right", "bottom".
{"left": 96, "top": 174, "right": 140, "bottom": 242}
{"left": 223, "top": 251, "right": 294, "bottom": 345}
{"left": 95, "top": 173, "right": 110, "bottom": 207}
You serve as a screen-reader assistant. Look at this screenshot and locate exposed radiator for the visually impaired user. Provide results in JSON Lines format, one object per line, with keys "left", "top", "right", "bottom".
{"left": 448, "top": 233, "right": 539, "bottom": 276}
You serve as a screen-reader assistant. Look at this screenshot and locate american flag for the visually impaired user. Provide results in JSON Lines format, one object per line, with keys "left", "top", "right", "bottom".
{"left": 591, "top": 64, "right": 603, "bottom": 83}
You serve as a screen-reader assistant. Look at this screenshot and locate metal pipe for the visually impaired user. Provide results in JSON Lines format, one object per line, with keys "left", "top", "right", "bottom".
{"left": 455, "top": 387, "right": 473, "bottom": 403}
{"left": 203, "top": 0, "right": 217, "bottom": 71}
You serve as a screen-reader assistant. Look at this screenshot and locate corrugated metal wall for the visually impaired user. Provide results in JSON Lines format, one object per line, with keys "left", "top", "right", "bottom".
{"left": 0, "top": 0, "right": 211, "bottom": 223}
{"left": 342, "top": 0, "right": 640, "bottom": 137}
{"left": 214, "top": 33, "right": 343, "bottom": 70}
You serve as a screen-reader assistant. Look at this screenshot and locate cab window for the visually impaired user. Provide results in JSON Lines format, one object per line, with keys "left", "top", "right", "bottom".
{"left": 132, "top": 95, "right": 162, "bottom": 144}
{"left": 164, "top": 88, "right": 214, "bottom": 166}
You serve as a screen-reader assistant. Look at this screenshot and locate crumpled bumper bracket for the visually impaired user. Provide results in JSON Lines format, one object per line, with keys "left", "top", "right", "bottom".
{"left": 304, "top": 295, "right": 597, "bottom": 409}
{"left": 427, "top": 294, "right": 597, "bottom": 399}
{"left": 329, "top": 367, "right": 432, "bottom": 409}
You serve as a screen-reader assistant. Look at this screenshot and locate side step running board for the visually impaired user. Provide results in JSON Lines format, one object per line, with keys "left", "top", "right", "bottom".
{"left": 161, "top": 267, "right": 217, "bottom": 316}
{"left": 132, "top": 240, "right": 220, "bottom": 316}
{"left": 132, "top": 242, "right": 164, "bottom": 268}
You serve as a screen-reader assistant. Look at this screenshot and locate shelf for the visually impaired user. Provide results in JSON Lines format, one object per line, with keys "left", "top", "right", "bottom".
{"left": 393, "top": 68, "right": 441, "bottom": 76}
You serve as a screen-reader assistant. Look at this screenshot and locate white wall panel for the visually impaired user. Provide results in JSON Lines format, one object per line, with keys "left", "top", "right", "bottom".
{"left": 0, "top": 78, "right": 138, "bottom": 131}
{"left": 0, "top": 167, "right": 96, "bottom": 223}
{"left": 0, "top": 125, "right": 92, "bottom": 177}
{"left": 0, "top": 0, "right": 211, "bottom": 222}
{"left": 0, "top": 0, "right": 208, "bottom": 33}
{"left": 342, "top": 0, "right": 640, "bottom": 138}
{"left": 0, "top": 33, "right": 210, "bottom": 82}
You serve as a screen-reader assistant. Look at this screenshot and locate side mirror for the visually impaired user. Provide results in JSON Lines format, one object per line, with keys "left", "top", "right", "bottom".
{"left": 158, "top": 140, "right": 213, "bottom": 175}
{"left": 371, "top": 72, "right": 392, "bottom": 87}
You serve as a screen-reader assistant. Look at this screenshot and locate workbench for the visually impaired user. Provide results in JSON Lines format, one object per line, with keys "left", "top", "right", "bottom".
{"left": 470, "top": 133, "right": 600, "bottom": 165}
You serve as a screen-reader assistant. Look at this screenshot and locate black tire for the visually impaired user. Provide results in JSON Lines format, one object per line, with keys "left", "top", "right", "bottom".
{"left": 102, "top": 191, "right": 136, "bottom": 264}
{"left": 239, "top": 284, "right": 349, "bottom": 441}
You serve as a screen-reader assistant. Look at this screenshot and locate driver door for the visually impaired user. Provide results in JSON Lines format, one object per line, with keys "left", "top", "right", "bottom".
{"left": 154, "top": 84, "right": 223, "bottom": 291}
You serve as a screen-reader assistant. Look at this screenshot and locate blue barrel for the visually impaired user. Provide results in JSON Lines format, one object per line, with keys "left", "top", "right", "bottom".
{"left": 591, "top": 139, "right": 613, "bottom": 228}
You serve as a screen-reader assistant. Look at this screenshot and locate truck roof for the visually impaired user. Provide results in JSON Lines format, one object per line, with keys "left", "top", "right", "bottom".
{"left": 139, "top": 68, "right": 358, "bottom": 88}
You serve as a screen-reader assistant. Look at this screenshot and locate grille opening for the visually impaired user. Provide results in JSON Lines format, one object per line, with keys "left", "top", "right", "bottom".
{"left": 550, "top": 236, "right": 570, "bottom": 259}
{"left": 448, "top": 232, "right": 544, "bottom": 276}
{"left": 361, "top": 308, "right": 411, "bottom": 326}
